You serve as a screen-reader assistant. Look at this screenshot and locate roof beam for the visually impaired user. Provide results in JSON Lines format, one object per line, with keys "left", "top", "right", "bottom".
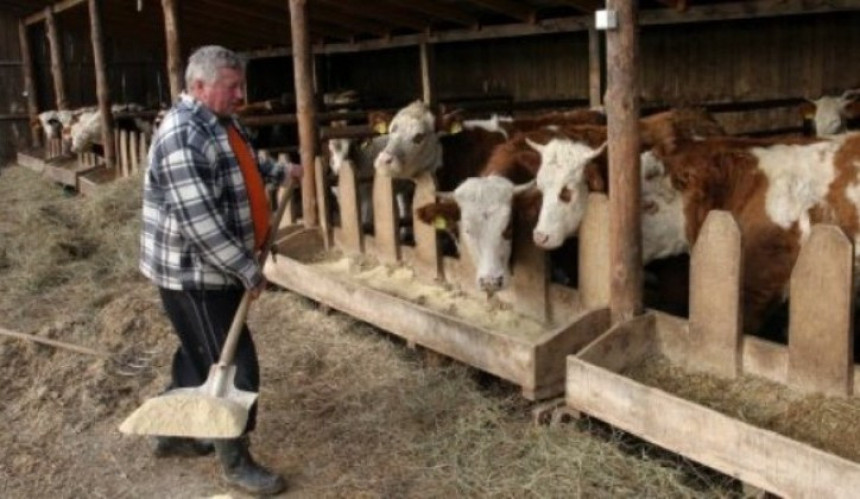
{"left": 25, "top": 0, "right": 87, "bottom": 25}
{"left": 315, "top": 0, "right": 429, "bottom": 31}
{"left": 466, "top": 0, "right": 537, "bottom": 24}
{"left": 308, "top": 4, "right": 393, "bottom": 38}
{"left": 394, "top": 0, "right": 479, "bottom": 27}
{"left": 243, "top": 0, "right": 860, "bottom": 58}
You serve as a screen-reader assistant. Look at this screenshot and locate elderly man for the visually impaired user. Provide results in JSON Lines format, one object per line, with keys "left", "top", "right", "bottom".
{"left": 140, "top": 45, "right": 300, "bottom": 496}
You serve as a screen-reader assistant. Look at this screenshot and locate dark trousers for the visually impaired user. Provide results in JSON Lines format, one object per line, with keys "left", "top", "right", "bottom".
{"left": 158, "top": 287, "right": 259, "bottom": 433}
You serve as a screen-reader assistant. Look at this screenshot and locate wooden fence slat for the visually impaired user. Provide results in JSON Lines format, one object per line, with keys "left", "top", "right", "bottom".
{"left": 119, "top": 130, "right": 130, "bottom": 177}
{"left": 505, "top": 215, "right": 550, "bottom": 324}
{"left": 688, "top": 210, "right": 743, "bottom": 378}
{"left": 788, "top": 224, "right": 854, "bottom": 396}
{"left": 579, "top": 193, "right": 610, "bottom": 309}
{"left": 129, "top": 131, "right": 139, "bottom": 174}
{"left": 337, "top": 160, "right": 362, "bottom": 254}
{"left": 411, "top": 172, "right": 440, "bottom": 281}
{"left": 372, "top": 173, "right": 399, "bottom": 264}
{"left": 313, "top": 157, "right": 332, "bottom": 249}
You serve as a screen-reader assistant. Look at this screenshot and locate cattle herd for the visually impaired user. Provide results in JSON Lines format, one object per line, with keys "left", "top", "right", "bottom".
{"left": 322, "top": 90, "right": 860, "bottom": 346}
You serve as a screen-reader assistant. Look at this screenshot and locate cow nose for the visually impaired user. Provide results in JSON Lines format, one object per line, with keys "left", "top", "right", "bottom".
{"left": 533, "top": 231, "right": 549, "bottom": 246}
{"left": 478, "top": 275, "right": 504, "bottom": 292}
{"left": 377, "top": 151, "right": 393, "bottom": 167}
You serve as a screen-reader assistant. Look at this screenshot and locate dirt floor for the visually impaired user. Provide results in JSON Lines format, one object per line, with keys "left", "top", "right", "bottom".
{"left": 0, "top": 163, "right": 751, "bottom": 498}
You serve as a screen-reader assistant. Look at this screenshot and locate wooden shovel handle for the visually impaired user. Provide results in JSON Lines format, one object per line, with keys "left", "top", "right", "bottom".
{"left": 218, "top": 181, "right": 296, "bottom": 366}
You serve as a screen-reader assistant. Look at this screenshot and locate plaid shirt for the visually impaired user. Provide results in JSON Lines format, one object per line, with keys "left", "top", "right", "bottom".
{"left": 140, "top": 94, "right": 286, "bottom": 291}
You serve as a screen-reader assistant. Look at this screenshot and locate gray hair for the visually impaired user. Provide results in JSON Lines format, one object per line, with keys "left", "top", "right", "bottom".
{"left": 184, "top": 45, "right": 245, "bottom": 89}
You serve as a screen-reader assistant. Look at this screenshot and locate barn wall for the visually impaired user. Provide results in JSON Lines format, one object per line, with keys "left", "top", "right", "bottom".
{"left": 30, "top": 14, "right": 168, "bottom": 112}
{"left": 0, "top": 12, "right": 29, "bottom": 164}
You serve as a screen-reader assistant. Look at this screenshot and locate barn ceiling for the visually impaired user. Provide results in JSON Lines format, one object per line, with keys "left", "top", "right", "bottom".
{"left": 2, "top": 0, "right": 858, "bottom": 57}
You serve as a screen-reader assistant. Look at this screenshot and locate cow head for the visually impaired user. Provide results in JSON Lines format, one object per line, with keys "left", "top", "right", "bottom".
{"left": 808, "top": 90, "right": 860, "bottom": 136}
{"left": 374, "top": 100, "right": 443, "bottom": 178}
{"left": 417, "top": 176, "right": 534, "bottom": 294}
{"left": 639, "top": 151, "right": 688, "bottom": 263}
{"left": 69, "top": 110, "right": 102, "bottom": 153}
{"left": 531, "top": 138, "right": 607, "bottom": 249}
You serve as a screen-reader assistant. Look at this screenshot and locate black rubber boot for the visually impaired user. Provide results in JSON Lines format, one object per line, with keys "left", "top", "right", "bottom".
{"left": 153, "top": 436, "right": 215, "bottom": 458}
{"left": 215, "top": 436, "right": 286, "bottom": 496}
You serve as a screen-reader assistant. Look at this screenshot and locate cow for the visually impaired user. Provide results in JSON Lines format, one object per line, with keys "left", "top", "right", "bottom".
{"left": 800, "top": 89, "right": 860, "bottom": 137}
{"left": 68, "top": 103, "right": 150, "bottom": 153}
{"left": 529, "top": 124, "right": 859, "bottom": 335}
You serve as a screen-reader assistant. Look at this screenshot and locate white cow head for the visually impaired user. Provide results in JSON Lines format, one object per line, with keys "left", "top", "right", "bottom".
{"left": 422, "top": 176, "right": 534, "bottom": 294}
{"left": 374, "top": 100, "right": 442, "bottom": 178}
{"left": 531, "top": 138, "right": 607, "bottom": 249}
{"left": 810, "top": 90, "right": 859, "bottom": 136}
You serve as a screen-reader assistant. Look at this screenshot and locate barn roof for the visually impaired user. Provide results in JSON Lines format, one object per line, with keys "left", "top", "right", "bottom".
{"left": 3, "top": 0, "right": 858, "bottom": 58}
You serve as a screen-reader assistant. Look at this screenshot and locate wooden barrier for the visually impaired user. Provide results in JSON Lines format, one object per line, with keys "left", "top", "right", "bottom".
{"left": 566, "top": 210, "right": 860, "bottom": 497}
{"left": 77, "top": 129, "right": 149, "bottom": 195}
{"left": 265, "top": 156, "right": 613, "bottom": 400}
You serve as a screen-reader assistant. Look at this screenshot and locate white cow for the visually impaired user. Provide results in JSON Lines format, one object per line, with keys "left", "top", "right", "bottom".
{"left": 69, "top": 103, "right": 150, "bottom": 153}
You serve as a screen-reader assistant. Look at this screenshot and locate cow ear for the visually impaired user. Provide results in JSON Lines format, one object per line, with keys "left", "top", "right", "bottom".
{"left": 373, "top": 121, "right": 388, "bottom": 134}
{"left": 415, "top": 200, "right": 460, "bottom": 227}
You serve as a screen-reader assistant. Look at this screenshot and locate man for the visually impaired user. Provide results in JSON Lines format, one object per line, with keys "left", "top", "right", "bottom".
{"left": 140, "top": 45, "right": 300, "bottom": 496}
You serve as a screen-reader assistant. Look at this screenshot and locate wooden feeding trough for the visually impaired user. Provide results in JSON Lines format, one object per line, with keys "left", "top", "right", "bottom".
{"left": 77, "top": 129, "right": 150, "bottom": 195}
{"left": 265, "top": 158, "right": 614, "bottom": 400}
{"left": 565, "top": 211, "right": 860, "bottom": 497}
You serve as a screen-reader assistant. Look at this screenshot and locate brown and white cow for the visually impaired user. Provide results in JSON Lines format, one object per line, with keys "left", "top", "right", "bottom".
{"left": 530, "top": 127, "right": 860, "bottom": 334}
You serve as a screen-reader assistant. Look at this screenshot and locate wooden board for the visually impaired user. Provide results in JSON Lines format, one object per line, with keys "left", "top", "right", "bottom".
{"left": 265, "top": 233, "right": 610, "bottom": 400}
{"left": 567, "top": 316, "right": 860, "bottom": 498}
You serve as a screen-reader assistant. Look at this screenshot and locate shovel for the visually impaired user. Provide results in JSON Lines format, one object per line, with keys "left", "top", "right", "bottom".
{"left": 120, "top": 181, "right": 296, "bottom": 439}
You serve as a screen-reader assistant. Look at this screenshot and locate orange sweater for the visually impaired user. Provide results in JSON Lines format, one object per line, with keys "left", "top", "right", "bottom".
{"left": 226, "top": 125, "right": 270, "bottom": 250}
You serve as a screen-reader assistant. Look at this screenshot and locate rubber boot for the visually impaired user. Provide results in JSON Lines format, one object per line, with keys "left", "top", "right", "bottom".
{"left": 215, "top": 436, "right": 286, "bottom": 496}
{"left": 153, "top": 436, "right": 215, "bottom": 458}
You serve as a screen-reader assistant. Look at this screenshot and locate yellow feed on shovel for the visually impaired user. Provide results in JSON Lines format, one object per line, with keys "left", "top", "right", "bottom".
{"left": 119, "top": 394, "right": 247, "bottom": 438}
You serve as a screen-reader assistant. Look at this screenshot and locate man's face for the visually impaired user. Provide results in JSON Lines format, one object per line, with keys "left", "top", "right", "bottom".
{"left": 192, "top": 67, "right": 245, "bottom": 116}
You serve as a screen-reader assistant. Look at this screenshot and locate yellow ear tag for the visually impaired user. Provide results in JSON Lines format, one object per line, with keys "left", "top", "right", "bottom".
{"left": 449, "top": 122, "right": 463, "bottom": 134}
{"left": 374, "top": 122, "right": 388, "bottom": 134}
{"left": 804, "top": 113, "right": 814, "bottom": 120}
{"left": 433, "top": 216, "right": 448, "bottom": 230}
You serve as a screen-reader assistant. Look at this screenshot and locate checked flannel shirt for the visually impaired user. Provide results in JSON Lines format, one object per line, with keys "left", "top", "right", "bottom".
{"left": 140, "top": 93, "right": 287, "bottom": 291}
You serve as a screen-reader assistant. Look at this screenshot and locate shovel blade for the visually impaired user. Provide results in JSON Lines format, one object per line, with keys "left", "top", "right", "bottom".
{"left": 119, "top": 365, "right": 258, "bottom": 439}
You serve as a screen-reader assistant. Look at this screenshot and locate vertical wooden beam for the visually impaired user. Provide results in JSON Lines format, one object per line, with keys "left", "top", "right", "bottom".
{"left": 605, "top": 0, "right": 643, "bottom": 324}
{"left": 18, "top": 20, "right": 41, "bottom": 147}
{"left": 290, "top": 0, "right": 319, "bottom": 227}
{"left": 88, "top": 0, "right": 115, "bottom": 170}
{"left": 588, "top": 27, "right": 602, "bottom": 108}
{"left": 161, "top": 0, "right": 183, "bottom": 102}
{"left": 419, "top": 42, "right": 436, "bottom": 107}
{"left": 44, "top": 7, "right": 68, "bottom": 110}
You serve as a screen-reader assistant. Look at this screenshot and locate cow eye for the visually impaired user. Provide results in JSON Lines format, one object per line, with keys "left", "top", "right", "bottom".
{"left": 559, "top": 187, "right": 572, "bottom": 203}
{"left": 412, "top": 133, "right": 426, "bottom": 144}
{"left": 390, "top": 124, "right": 398, "bottom": 133}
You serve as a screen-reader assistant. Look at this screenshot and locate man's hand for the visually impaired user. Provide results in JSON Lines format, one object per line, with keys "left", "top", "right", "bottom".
{"left": 280, "top": 158, "right": 303, "bottom": 181}
{"left": 249, "top": 277, "right": 267, "bottom": 300}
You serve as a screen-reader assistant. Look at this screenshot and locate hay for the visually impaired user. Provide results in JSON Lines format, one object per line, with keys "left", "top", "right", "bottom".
{"left": 627, "top": 355, "right": 860, "bottom": 463}
{"left": 311, "top": 255, "right": 546, "bottom": 338}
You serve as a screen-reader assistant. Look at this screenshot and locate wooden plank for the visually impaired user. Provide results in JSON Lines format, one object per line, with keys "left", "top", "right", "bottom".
{"left": 24, "top": 0, "right": 87, "bottom": 25}
{"left": 410, "top": 172, "right": 440, "bottom": 281}
{"left": 129, "top": 131, "right": 139, "bottom": 174}
{"left": 688, "top": 210, "right": 742, "bottom": 377}
{"left": 44, "top": 7, "right": 67, "bottom": 111}
{"left": 89, "top": 0, "right": 115, "bottom": 171}
{"left": 566, "top": 357, "right": 860, "bottom": 498}
{"left": 337, "top": 160, "right": 362, "bottom": 254}
{"left": 119, "top": 130, "right": 129, "bottom": 177}
{"left": 502, "top": 214, "right": 550, "bottom": 324}
{"left": 576, "top": 312, "right": 657, "bottom": 373}
{"left": 16, "top": 151, "right": 45, "bottom": 173}
{"left": 578, "top": 193, "right": 610, "bottom": 308}
{"left": 372, "top": 173, "right": 399, "bottom": 264}
{"left": 313, "top": 156, "right": 333, "bottom": 249}
{"left": 788, "top": 225, "right": 854, "bottom": 396}
{"left": 161, "top": 0, "right": 183, "bottom": 102}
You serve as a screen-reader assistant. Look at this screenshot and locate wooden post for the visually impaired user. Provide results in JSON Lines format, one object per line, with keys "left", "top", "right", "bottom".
{"left": 44, "top": 7, "right": 68, "bottom": 110}
{"left": 604, "top": 0, "right": 643, "bottom": 324}
{"left": 88, "top": 0, "right": 115, "bottom": 170}
{"left": 289, "top": 0, "right": 318, "bottom": 227}
{"left": 161, "top": 0, "right": 183, "bottom": 102}
{"left": 18, "top": 20, "right": 41, "bottom": 147}
{"left": 588, "top": 27, "right": 602, "bottom": 109}
{"left": 420, "top": 42, "right": 436, "bottom": 108}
